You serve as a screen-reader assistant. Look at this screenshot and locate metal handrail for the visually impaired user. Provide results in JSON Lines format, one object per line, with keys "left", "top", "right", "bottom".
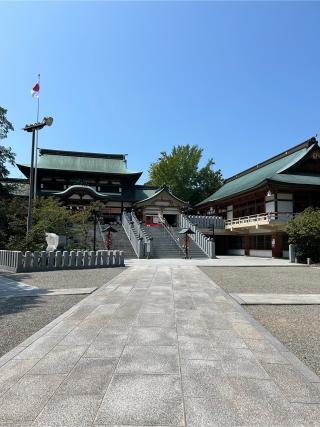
{"left": 158, "top": 213, "right": 184, "bottom": 256}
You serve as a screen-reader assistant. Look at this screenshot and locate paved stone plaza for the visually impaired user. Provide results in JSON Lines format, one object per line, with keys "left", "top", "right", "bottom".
{"left": 0, "top": 264, "right": 320, "bottom": 426}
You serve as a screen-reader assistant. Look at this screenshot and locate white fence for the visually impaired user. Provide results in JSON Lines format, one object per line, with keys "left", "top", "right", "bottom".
{"left": 187, "top": 215, "right": 225, "bottom": 229}
{"left": 0, "top": 249, "right": 124, "bottom": 273}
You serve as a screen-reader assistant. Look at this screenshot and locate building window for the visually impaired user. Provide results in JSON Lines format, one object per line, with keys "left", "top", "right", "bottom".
{"left": 250, "top": 235, "right": 271, "bottom": 250}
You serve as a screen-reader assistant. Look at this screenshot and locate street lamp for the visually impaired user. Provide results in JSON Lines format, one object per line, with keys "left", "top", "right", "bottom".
{"left": 23, "top": 117, "right": 53, "bottom": 232}
{"left": 102, "top": 225, "right": 117, "bottom": 250}
{"left": 178, "top": 228, "right": 195, "bottom": 259}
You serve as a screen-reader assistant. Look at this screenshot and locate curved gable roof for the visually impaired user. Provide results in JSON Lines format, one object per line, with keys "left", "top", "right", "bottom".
{"left": 134, "top": 186, "right": 187, "bottom": 206}
{"left": 197, "top": 138, "right": 318, "bottom": 206}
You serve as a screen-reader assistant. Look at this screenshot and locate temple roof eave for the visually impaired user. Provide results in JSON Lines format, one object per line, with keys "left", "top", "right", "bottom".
{"left": 53, "top": 185, "right": 121, "bottom": 199}
{"left": 17, "top": 164, "right": 142, "bottom": 181}
{"left": 134, "top": 186, "right": 188, "bottom": 207}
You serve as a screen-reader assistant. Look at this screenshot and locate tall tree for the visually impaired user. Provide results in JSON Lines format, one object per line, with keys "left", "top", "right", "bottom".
{"left": 147, "top": 144, "right": 223, "bottom": 205}
{"left": 0, "top": 107, "right": 15, "bottom": 179}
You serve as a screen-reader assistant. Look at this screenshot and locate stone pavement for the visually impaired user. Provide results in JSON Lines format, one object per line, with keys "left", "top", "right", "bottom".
{"left": 231, "top": 293, "right": 320, "bottom": 305}
{"left": 0, "top": 265, "right": 320, "bottom": 426}
{"left": 126, "top": 255, "right": 296, "bottom": 267}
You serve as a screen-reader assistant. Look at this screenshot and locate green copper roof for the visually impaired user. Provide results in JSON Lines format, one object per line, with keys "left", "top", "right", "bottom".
{"left": 134, "top": 185, "right": 187, "bottom": 205}
{"left": 121, "top": 186, "right": 159, "bottom": 202}
{"left": 18, "top": 149, "right": 142, "bottom": 176}
{"left": 269, "top": 173, "right": 320, "bottom": 186}
{"left": 134, "top": 187, "right": 159, "bottom": 202}
{"left": 197, "top": 138, "right": 319, "bottom": 206}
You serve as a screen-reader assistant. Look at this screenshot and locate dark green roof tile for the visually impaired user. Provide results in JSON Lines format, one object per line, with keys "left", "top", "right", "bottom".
{"left": 197, "top": 139, "right": 319, "bottom": 205}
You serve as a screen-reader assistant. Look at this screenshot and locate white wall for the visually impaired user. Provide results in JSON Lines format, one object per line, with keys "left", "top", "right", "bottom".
{"left": 265, "top": 201, "right": 275, "bottom": 212}
{"left": 227, "top": 205, "right": 233, "bottom": 220}
{"left": 282, "top": 250, "right": 289, "bottom": 259}
{"left": 277, "top": 200, "right": 293, "bottom": 213}
{"left": 249, "top": 249, "right": 272, "bottom": 258}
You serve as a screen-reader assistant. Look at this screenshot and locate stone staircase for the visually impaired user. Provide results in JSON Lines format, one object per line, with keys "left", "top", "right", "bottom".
{"left": 143, "top": 226, "right": 182, "bottom": 259}
{"left": 75, "top": 220, "right": 208, "bottom": 260}
{"left": 102, "top": 224, "right": 138, "bottom": 259}
{"left": 143, "top": 225, "right": 208, "bottom": 259}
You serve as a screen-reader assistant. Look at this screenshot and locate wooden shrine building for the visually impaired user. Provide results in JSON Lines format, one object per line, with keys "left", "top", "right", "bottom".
{"left": 196, "top": 137, "right": 320, "bottom": 258}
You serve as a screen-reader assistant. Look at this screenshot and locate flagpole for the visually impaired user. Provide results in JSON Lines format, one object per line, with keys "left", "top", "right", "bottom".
{"left": 33, "top": 73, "right": 40, "bottom": 200}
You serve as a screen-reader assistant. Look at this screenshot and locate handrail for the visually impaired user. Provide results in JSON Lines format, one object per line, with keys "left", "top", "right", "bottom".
{"left": 122, "top": 211, "right": 143, "bottom": 258}
{"left": 131, "top": 210, "right": 153, "bottom": 258}
{"left": 179, "top": 213, "right": 215, "bottom": 258}
{"left": 97, "top": 217, "right": 108, "bottom": 249}
{"left": 158, "top": 213, "right": 184, "bottom": 256}
{"left": 225, "top": 212, "right": 297, "bottom": 227}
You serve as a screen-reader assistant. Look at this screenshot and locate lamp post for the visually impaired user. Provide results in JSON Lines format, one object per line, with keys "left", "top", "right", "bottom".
{"left": 23, "top": 117, "right": 53, "bottom": 232}
{"left": 102, "top": 225, "right": 117, "bottom": 250}
{"left": 178, "top": 228, "right": 195, "bottom": 259}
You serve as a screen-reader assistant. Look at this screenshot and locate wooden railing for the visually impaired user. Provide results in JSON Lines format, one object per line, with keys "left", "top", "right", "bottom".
{"left": 225, "top": 212, "right": 297, "bottom": 228}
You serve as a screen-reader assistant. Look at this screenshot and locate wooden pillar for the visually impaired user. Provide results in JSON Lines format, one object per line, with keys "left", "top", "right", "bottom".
{"left": 244, "top": 234, "right": 250, "bottom": 256}
{"left": 272, "top": 233, "right": 283, "bottom": 258}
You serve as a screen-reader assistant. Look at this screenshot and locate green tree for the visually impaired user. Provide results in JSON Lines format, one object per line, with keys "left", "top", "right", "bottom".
{"left": 6, "top": 197, "right": 29, "bottom": 250}
{"left": 0, "top": 107, "right": 14, "bottom": 141}
{"left": 147, "top": 145, "right": 223, "bottom": 205}
{"left": 287, "top": 208, "right": 320, "bottom": 262}
{"left": 33, "top": 197, "right": 73, "bottom": 235}
{"left": 0, "top": 108, "right": 15, "bottom": 198}
{"left": 7, "top": 197, "right": 74, "bottom": 251}
{"left": 72, "top": 201, "right": 104, "bottom": 250}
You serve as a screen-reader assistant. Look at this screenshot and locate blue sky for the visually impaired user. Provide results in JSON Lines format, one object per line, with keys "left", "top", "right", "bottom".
{"left": 1, "top": 1, "right": 320, "bottom": 183}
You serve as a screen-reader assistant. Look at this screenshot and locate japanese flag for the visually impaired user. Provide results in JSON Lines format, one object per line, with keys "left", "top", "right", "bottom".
{"left": 31, "top": 81, "right": 40, "bottom": 97}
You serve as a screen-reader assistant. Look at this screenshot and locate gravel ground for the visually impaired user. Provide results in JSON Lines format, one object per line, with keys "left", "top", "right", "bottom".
{"left": 246, "top": 305, "right": 320, "bottom": 377}
{"left": 200, "top": 266, "right": 320, "bottom": 294}
{"left": 0, "top": 295, "right": 83, "bottom": 357}
{"left": 201, "top": 266, "right": 320, "bottom": 377}
{"left": 0, "top": 268, "right": 125, "bottom": 357}
{"left": 0, "top": 267, "right": 126, "bottom": 290}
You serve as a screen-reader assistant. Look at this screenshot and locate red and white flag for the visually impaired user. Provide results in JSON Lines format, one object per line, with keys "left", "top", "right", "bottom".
{"left": 31, "top": 81, "right": 40, "bottom": 97}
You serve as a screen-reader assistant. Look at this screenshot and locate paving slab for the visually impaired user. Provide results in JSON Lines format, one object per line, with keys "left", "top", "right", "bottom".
{"left": 231, "top": 293, "right": 320, "bottom": 305}
{"left": 0, "top": 264, "right": 319, "bottom": 425}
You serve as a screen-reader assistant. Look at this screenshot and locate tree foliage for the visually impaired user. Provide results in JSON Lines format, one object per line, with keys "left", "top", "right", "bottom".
{"left": 147, "top": 145, "right": 223, "bottom": 205}
{"left": 287, "top": 207, "right": 320, "bottom": 262}
{"left": 72, "top": 201, "right": 104, "bottom": 250}
{"left": 3, "top": 197, "right": 74, "bottom": 251}
{"left": 0, "top": 108, "right": 15, "bottom": 197}
{"left": 0, "top": 145, "right": 15, "bottom": 180}
{"left": 0, "top": 107, "right": 14, "bottom": 141}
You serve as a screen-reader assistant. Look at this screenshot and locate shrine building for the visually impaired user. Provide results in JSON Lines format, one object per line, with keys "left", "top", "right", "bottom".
{"left": 15, "top": 148, "right": 187, "bottom": 225}
{"left": 196, "top": 137, "right": 320, "bottom": 258}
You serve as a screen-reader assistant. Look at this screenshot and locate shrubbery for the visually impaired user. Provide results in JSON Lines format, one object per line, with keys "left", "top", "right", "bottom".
{"left": 287, "top": 207, "right": 320, "bottom": 262}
